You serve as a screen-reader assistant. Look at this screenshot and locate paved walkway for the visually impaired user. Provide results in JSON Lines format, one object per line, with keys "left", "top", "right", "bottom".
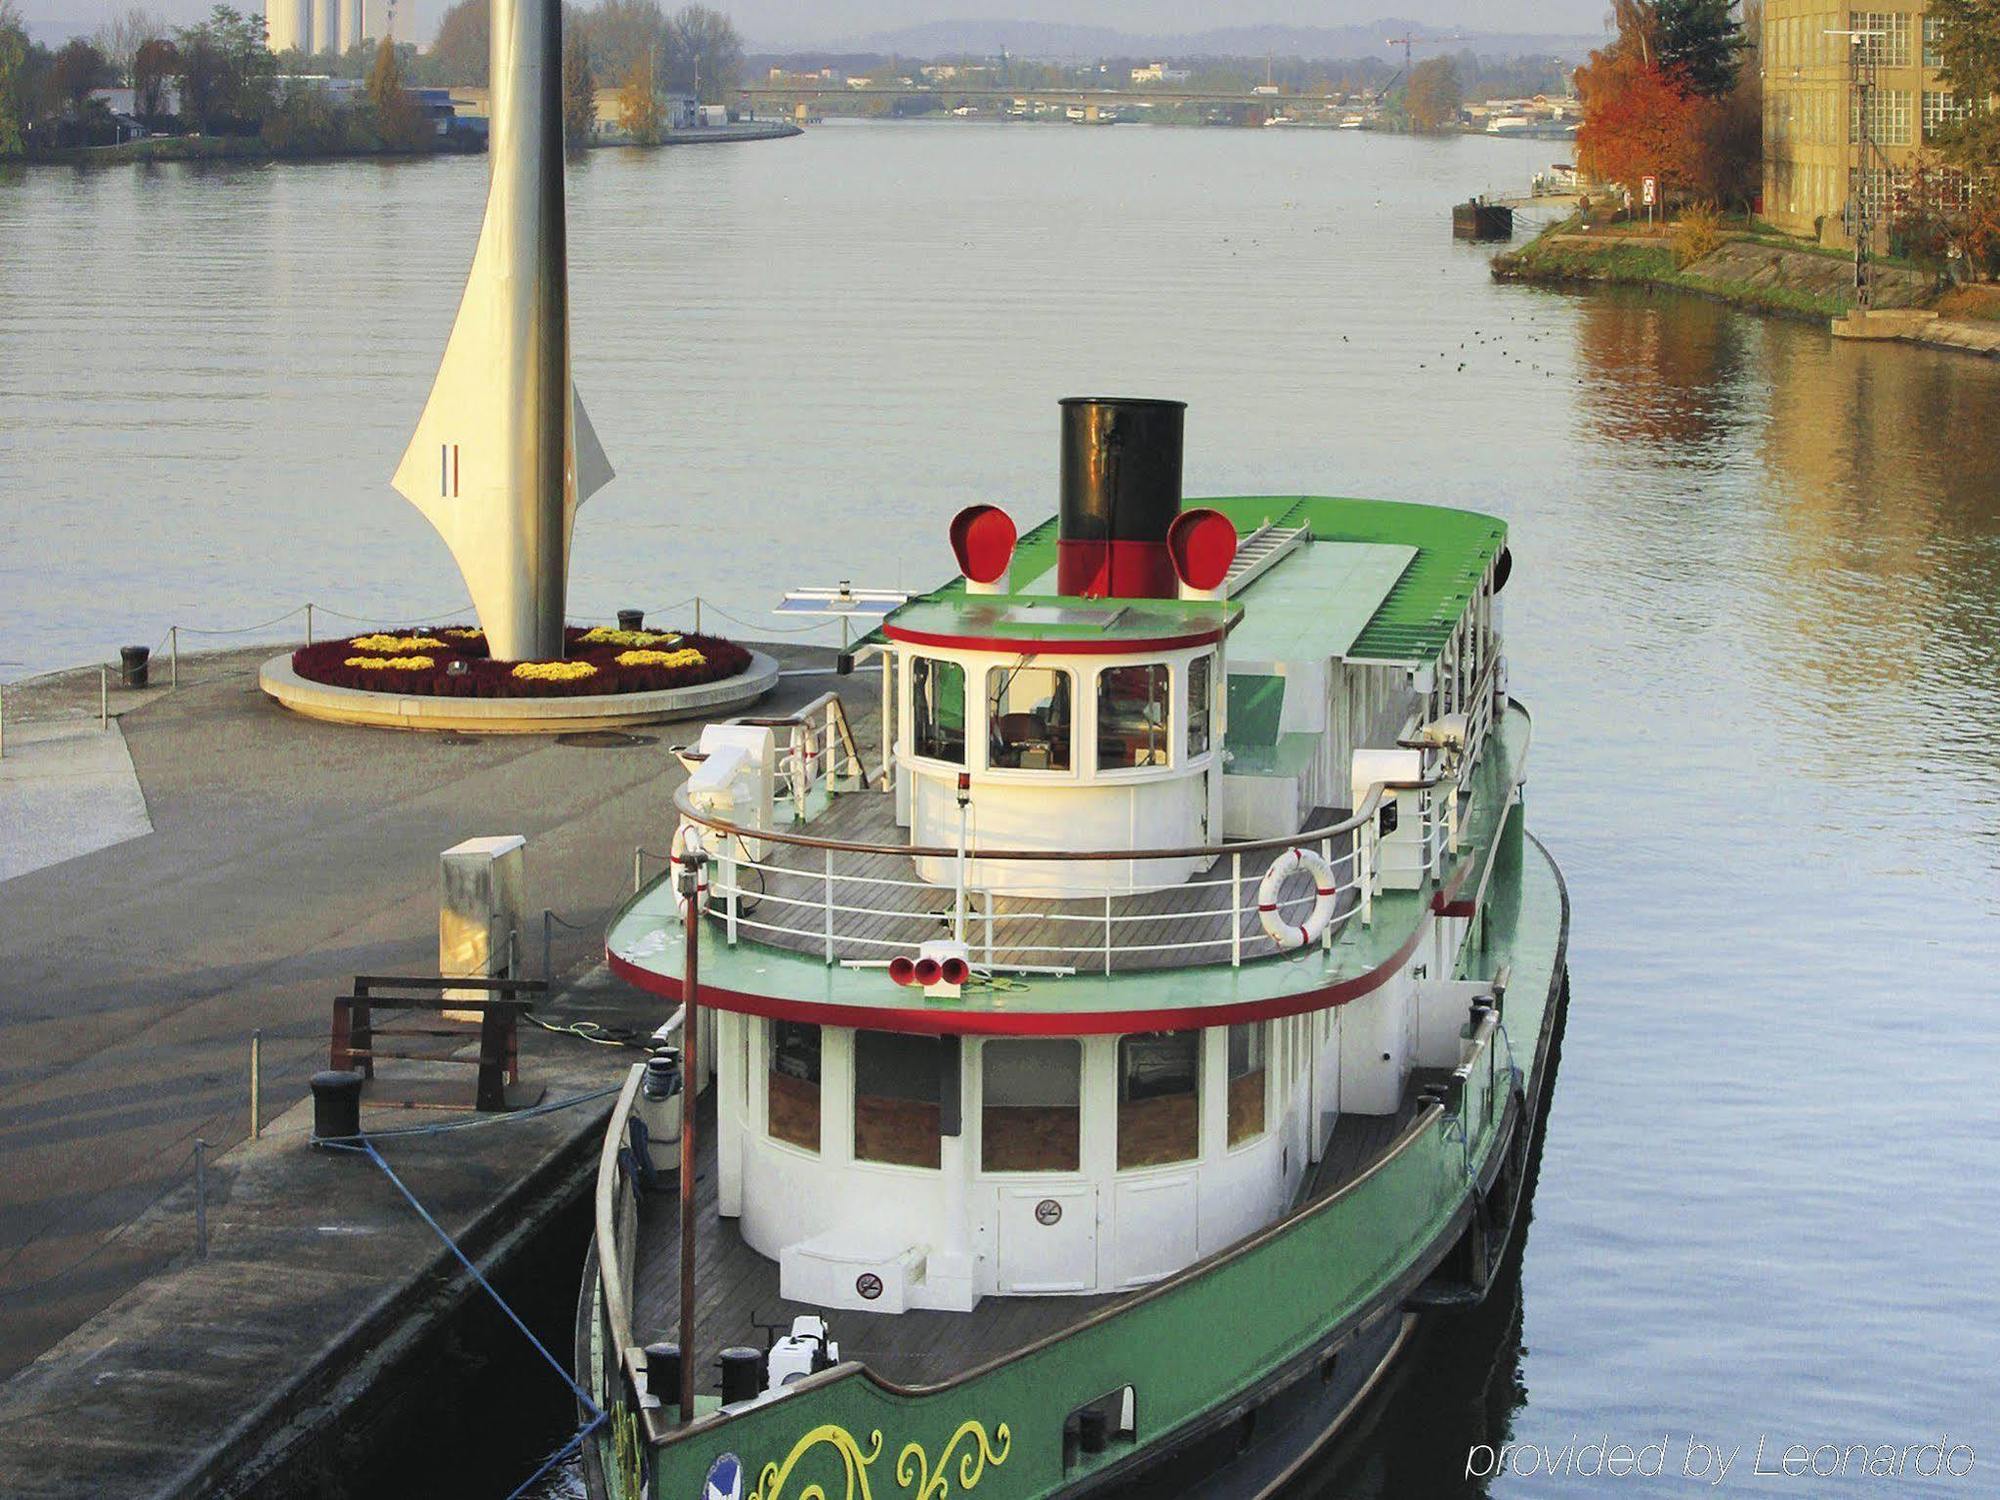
{"left": 0, "top": 641, "right": 860, "bottom": 1380}
{"left": 0, "top": 719, "right": 153, "bottom": 882}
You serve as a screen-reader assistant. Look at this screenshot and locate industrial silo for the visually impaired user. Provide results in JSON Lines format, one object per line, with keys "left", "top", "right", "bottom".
{"left": 264, "top": 0, "right": 310, "bottom": 53}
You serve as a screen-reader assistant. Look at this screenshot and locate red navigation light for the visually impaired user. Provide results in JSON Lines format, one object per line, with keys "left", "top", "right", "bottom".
{"left": 948, "top": 505, "right": 1018, "bottom": 586}
{"left": 888, "top": 955, "right": 918, "bottom": 986}
{"left": 939, "top": 956, "right": 970, "bottom": 987}
{"left": 1167, "top": 508, "right": 1238, "bottom": 593}
{"left": 913, "top": 957, "right": 943, "bottom": 987}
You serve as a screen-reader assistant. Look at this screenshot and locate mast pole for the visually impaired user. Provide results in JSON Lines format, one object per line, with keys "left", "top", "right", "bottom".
{"left": 678, "top": 851, "right": 705, "bottom": 1424}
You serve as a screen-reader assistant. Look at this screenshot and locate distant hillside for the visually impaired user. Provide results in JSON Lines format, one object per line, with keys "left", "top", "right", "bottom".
{"left": 825, "top": 17, "right": 1601, "bottom": 64}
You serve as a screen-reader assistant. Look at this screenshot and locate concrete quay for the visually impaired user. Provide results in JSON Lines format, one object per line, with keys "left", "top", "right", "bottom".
{"left": 0, "top": 638, "right": 874, "bottom": 1493}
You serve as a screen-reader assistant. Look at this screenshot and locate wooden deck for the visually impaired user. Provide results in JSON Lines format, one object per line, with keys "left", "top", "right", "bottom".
{"left": 712, "top": 790, "right": 1359, "bottom": 975}
{"left": 629, "top": 1089, "right": 1421, "bottom": 1394}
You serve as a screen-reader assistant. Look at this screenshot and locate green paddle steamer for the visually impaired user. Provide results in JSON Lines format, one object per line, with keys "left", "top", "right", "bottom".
{"left": 582, "top": 397, "right": 1570, "bottom": 1499}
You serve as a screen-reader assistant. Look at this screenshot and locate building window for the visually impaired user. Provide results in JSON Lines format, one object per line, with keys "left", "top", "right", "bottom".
{"left": 1187, "top": 654, "right": 1212, "bottom": 759}
{"left": 768, "top": 1021, "right": 822, "bottom": 1152}
{"left": 1096, "top": 664, "right": 1170, "bottom": 770}
{"left": 911, "top": 656, "right": 966, "bottom": 764}
{"left": 1923, "top": 90, "right": 1971, "bottom": 138}
{"left": 1849, "top": 11, "right": 1910, "bottom": 67}
{"left": 1226, "top": 1023, "right": 1267, "bottom": 1146}
{"left": 1850, "top": 88, "right": 1913, "bottom": 147}
{"left": 987, "top": 665, "right": 1073, "bottom": 771}
{"left": 1922, "top": 14, "right": 1944, "bottom": 70}
{"left": 981, "top": 1039, "right": 1081, "bottom": 1172}
{"left": 1117, "top": 1032, "right": 1199, "bottom": 1168}
{"left": 854, "top": 1030, "right": 941, "bottom": 1169}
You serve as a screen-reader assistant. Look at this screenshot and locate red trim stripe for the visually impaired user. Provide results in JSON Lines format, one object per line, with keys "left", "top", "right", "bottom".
{"left": 882, "top": 622, "right": 1227, "bottom": 655}
{"left": 606, "top": 918, "right": 1424, "bottom": 1037}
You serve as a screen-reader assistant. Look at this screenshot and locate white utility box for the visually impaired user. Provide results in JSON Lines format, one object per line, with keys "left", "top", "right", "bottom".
{"left": 1352, "top": 747, "right": 1428, "bottom": 891}
{"left": 440, "top": 835, "right": 525, "bottom": 1009}
{"left": 688, "top": 723, "right": 776, "bottom": 860}
{"left": 780, "top": 1229, "right": 928, "bottom": 1314}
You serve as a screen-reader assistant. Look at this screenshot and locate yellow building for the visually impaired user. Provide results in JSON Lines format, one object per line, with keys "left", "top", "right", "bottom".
{"left": 1762, "top": 2, "right": 1975, "bottom": 243}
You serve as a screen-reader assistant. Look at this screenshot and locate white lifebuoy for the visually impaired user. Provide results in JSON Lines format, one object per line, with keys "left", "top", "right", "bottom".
{"left": 1257, "top": 847, "right": 1340, "bottom": 950}
{"left": 668, "top": 821, "right": 711, "bottom": 911}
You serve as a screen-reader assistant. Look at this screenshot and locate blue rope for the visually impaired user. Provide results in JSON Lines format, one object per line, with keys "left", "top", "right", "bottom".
{"left": 327, "top": 1138, "right": 602, "bottom": 1417}
{"left": 506, "top": 1410, "right": 608, "bottom": 1500}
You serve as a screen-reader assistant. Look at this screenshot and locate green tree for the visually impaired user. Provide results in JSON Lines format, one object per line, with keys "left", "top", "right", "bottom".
{"left": 1655, "top": 0, "right": 1744, "bottom": 97}
{"left": 174, "top": 6, "right": 274, "bottom": 131}
{"left": 429, "top": 0, "right": 490, "bottom": 86}
{"left": 561, "top": 21, "right": 596, "bottom": 149}
{"left": 1404, "top": 56, "right": 1462, "bottom": 132}
{"left": 0, "top": 0, "right": 29, "bottom": 155}
{"left": 1927, "top": 0, "right": 2000, "bottom": 173}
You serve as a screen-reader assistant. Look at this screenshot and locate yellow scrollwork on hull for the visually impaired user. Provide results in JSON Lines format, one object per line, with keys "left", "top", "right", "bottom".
{"left": 749, "top": 1419, "right": 1012, "bottom": 1500}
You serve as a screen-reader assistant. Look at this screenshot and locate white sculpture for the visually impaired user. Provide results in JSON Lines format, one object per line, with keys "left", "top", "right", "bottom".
{"left": 392, "top": 0, "right": 612, "bottom": 662}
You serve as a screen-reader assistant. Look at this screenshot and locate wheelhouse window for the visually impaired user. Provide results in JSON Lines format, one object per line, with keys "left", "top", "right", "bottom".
{"left": 981, "top": 1039, "right": 1082, "bottom": 1172}
{"left": 768, "top": 1021, "right": 822, "bottom": 1153}
{"left": 1117, "top": 1031, "right": 1199, "bottom": 1169}
{"left": 1227, "top": 1023, "right": 1267, "bottom": 1146}
{"left": 1187, "top": 654, "right": 1212, "bottom": 759}
{"left": 911, "top": 656, "right": 966, "bottom": 764}
{"left": 854, "top": 1030, "right": 942, "bottom": 1169}
{"left": 987, "top": 665, "right": 1073, "bottom": 771}
{"left": 1097, "top": 664, "right": 1171, "bottom": 771}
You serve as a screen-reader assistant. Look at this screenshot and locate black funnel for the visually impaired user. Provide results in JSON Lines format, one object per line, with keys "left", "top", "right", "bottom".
{"left": 1057, "top": 397, "right": 1186, "bottom": 598}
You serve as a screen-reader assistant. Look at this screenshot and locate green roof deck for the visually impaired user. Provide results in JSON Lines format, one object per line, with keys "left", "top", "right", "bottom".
{"left": 867, "top": 496, "right": 1505, "bottom": 666}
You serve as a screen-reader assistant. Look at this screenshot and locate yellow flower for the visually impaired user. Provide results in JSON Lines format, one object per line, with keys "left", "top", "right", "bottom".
{"left": 578, "top": 627, "right": 681, "bottom": 648}
{"left": 511, "top": 660, "right": 599, "bottom": 682}
{"left": 344, "top": 655, "right": 435, "bottom": 671}
{"left": 443, "top": 627, "right": 484, "bottom": 639}
{"left": 350, "top": 633, "right": 448, "bottom": 653}
{"left": 615, "top": 648, "right": 706, "bottom": 669}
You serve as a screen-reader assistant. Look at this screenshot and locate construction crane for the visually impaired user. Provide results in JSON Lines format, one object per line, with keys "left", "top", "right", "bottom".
{"left": 1381, "top": 32, "right": 1462, "bottom": 92}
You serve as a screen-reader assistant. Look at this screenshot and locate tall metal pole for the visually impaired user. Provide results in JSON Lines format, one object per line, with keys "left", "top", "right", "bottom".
{"left": 677, "top": 851, "right": 705, "bottom": 1425}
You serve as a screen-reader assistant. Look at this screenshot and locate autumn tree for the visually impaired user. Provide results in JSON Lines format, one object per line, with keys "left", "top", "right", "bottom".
{"left": 561, "top": 20, "right": 596, "bottom": 149}
{"left": 663, "top": 4, "right": 739, "bottom": 101}
{"left": 133, "top": 36, "right": 177, "bottom": 121}
{"left": 92, "top": 7, "right": 165, "bottom": 82}
{"left": 1576, "top": 48, "right": 1700, "bottom": 197}
{"left": 429, "top": 0, "right": 490, "bottom": 87}
{"left": 1404, "top": 56, "right": 1462, "bottom": 132}
{"left": 588, "top": 0, "right": 666, "bottom": 84}
{"left": 0, "top": 0, "right": 31, "bottom": 154}
{"left": 51, "top": 39, "right": 109, "bottom": 122}
{"left": 367, "top": 33, "right": 426, "bottom": 148}
{"left": 618, "top": 46, "right": 661, "bottom": 143}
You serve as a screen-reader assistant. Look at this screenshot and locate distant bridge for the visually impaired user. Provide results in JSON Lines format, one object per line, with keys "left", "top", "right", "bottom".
{"left": 740, "top": 85, "right": 1353, "bottom": 112}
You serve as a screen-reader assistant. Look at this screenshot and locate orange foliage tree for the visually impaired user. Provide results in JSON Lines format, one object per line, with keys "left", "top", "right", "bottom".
{"left": 1576, "top": 50, "right": 1701, "bottom": 199}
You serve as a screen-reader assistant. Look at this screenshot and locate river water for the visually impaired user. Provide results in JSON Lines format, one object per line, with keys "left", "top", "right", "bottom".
{"left": 5, "top": 123, "right": 1998, "bottom": 1496}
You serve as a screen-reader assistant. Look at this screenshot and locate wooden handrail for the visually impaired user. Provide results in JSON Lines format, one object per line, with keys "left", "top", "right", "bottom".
{"left": 595, "top": 1062, "right": 645, "bottom": 1359}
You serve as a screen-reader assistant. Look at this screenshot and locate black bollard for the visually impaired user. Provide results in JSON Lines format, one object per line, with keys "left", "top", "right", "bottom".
{"left": 718, "top": 1346, "right": 766, "bottom": 1405}
{"left": 311, "top": 1069, "right": 364, "bottom": 1142}
{"left": 644, "top": 1342, "right": 682, "bottom": 1406}
{"left": 120, "top": 644, "right": 150, "bottom": 688}
{"left": 617, "top": 609, "right": 645, "bottom": 632}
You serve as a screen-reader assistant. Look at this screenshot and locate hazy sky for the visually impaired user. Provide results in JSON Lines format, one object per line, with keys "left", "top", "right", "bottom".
{"left": 20, "top": 0, "right": 1613, "bottom": 50}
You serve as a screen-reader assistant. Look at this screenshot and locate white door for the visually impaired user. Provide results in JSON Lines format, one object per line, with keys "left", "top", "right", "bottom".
{"left": 996, "top": 1184, "right": 1098, "bottom": 1293}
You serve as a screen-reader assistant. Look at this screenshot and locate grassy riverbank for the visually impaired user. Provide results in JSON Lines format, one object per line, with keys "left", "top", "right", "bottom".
{"left": 1491, "top": 216, "right": 1938, "bottom": 322}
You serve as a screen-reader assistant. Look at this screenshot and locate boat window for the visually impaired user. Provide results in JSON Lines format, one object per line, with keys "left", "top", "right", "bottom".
{"left": 1117, "top": 1031, "right": 1200, "bottom": 1169}
{"left": 981, "top": 1039, "right": 1082, "bottom": 1172}
{"left": 910, "top": 656, "right": 966, "bottom": 765}
{"left": 1227, "top": 1023, "right": 1267, "bottom": 1146}
{"left": 1226, "top": 673, "right": 1285, "bottom": 749}
{"left": 987, "top": 665, "right": 1073, "bottom": 771}
{"left": 768, "top": 1021, "right": 821, "bottom": 1153}
{"left": 854, "top": 1030, "right": 942, "bottom": 1169}
{"left": 1096, "top": 664, "right": 1171, "bottom": 771}
{"left": 1187, "top": 654, "right": 1212, "bottom": 758}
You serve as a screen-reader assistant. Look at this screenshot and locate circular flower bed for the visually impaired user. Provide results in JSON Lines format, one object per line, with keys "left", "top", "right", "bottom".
{"left": 292, "top": 626, "right": 753, "bottom": 699}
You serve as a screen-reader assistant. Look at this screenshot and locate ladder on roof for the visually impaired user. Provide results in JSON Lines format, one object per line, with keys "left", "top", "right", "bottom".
{"left": 1224, "top": 521, "right": 1310, "bottom": 595}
